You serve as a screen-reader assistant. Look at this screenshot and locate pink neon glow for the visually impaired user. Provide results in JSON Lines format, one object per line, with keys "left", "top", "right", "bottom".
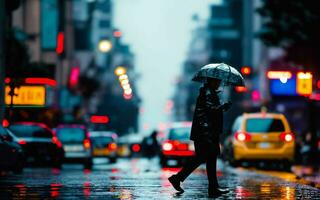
{"left": 69, "top": 67, "right": 80, "bottom": 87}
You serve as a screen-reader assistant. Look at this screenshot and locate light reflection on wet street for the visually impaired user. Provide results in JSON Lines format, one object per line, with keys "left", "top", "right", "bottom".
{"left": 0, "top": 158, "right": 319, "bottom": 199}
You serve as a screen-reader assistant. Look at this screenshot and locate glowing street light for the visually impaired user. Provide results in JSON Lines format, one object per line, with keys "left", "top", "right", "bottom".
{"left": 124, "top": 88, "right": 132, "bottom": 95}
{"left": 120, "top": 79, "right": 129, "bottom": 86}
{"left": 119, "top": 74, "right": 128, "bottom": 81}
{"left": 98, "top": 40, "right": 112, "bottom": 53}
{"left": 122, "top": 84, "right": 131, "bottom": 90}
{"left": 114, "top": 66, "right": 127, "bottom": 76}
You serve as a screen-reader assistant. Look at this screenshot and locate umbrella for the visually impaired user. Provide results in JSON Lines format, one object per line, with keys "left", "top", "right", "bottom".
{"left": 192, "top": 63, "right": 245, "bottom": 86}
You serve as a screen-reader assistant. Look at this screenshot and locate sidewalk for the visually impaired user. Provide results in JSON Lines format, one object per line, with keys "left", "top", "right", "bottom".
{"left": 291, "top": 165, "right": 320, "bottom": 188}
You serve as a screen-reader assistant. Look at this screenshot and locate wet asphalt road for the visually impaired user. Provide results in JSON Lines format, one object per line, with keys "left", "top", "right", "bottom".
{"left": 0, "top": 158, "right": 319, "bottom": 199}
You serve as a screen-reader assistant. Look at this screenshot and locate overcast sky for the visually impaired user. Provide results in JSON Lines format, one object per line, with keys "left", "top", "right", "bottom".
{"left": 113, "top": 0, "right": 222, "bottom": 133}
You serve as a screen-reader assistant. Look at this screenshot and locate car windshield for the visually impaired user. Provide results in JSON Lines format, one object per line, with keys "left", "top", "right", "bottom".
{"left": 9, "top": 124, "right": 52, "bottom": 138}
{"left": 246, "top": 118, "right": 285, "bottom": 133}
{"left": 168, "top": 127, "right": 190, "bottom": 140}
{"left": 91, "top": 137, "right": 114, "bottom": 146}
{"left": 56, "top": 127, "right": 85, "bottom": 143}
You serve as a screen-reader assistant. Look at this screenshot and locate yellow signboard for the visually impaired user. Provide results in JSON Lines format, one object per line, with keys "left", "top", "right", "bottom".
{"left": 296, "top": 72, "right": 313, "bottom": 96}
{"left": 5, "top": 86, "right": 46, "bottom": 106}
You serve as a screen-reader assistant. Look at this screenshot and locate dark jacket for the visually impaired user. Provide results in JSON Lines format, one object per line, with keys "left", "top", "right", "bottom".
{"left": 190, "top": 85, "right": 223, "bottom": 152}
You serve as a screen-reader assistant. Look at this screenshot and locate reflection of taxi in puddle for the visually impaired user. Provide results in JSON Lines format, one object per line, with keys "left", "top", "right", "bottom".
{"left": 89, "top": 131, "right": 118, "bottom": 163}
{"left": 223, "top": 113, "right": 295, "bottom": 168}
{"left": 160, "top": 122, "right": 195, "bottom": 167}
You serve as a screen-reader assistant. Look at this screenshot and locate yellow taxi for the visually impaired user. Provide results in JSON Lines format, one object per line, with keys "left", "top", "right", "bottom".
{"left": 89, "top": 131, "right": 118, "bottom": 163}
{"left": 223, "top": 112, "right": 295, "bottom": 168}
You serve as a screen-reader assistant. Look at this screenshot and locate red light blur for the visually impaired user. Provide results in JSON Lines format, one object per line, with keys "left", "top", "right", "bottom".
{"left": 50, "top": 183, "right": 62, "bottom": 198}
{"left": 18, "top": 140, "right": 27, "bottom": 145}
{"left": 5, "top": 78, "right": 10, "bottom": 84}
{"left": 52, "top": 136, "right": 63, "bottom": 148}
{"left": 235, "top": 86, "right": 248, "bottom": 93}
{"left": 69, "top": 67, "right": 80, "bottom": 88}
{"left": 113, "top": 30, "right": 122, "bottom": 38}
{"left": 279, "top": 132, "right": 294, "bottom": 142}
{"left": 177, "top": 143, "right": 188, "bottom": 151}
{"left": 251, "top": 90, "right": 260, "bottom": 102}
{"left": 25, "top": 78, "right": 57, "bottom": 87}
{"left": 90, "top": 115, "right": 109, "bottom": 124}
{"left": 108, "top": 142, "right": 117, "bottom": 151}
{"left": 235, "top": 132, "right": 251, "bottom": 142}
{"left": 132, "top": 144, "right": 140, "bottom": 152}
{"left": 241, "top": 66, "right": 251, "bottom": 75}
{"left": 83, "top": 139, "right": 91, "bottom": 149}
{"left": 123, "top": 93, "right": 133, "bottom": 100}
{"left": 2, "top": 119, "right": 9, "bottom": 127}
{"left": 56, "top": 32, "right": 64, "bottom": 54}
{"left": 162, "top": 151, "right": 194, "bottom": 156}
{"left": 317, "top": 80, "right": 320, "bottom": 89}
{"left": 83, "top": 182, "right": 90, "bottom": 197}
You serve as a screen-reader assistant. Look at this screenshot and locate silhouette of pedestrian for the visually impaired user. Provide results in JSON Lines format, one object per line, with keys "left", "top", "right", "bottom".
{"left": 168, "top": 77, "right": 231, "bottom": 198}
{"left": 143, "top": 130, "right": 160, "bottom": 159}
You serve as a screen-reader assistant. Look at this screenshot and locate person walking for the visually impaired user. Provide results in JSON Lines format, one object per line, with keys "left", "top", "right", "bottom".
{"left": 168, "top": 63, "right": 245, "bottom": 198}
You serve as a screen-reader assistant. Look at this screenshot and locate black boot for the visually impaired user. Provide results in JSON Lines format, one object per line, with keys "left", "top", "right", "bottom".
{"left": 168, "top": 175, "right": 184, "bottom": 192}
{"left": 208, "top": 187, "right": 229, "bottom": 198}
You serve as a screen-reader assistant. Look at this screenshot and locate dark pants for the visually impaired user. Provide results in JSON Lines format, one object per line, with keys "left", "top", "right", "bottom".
{"left": 175, "top": 141, "right": 219, "bottom": 189}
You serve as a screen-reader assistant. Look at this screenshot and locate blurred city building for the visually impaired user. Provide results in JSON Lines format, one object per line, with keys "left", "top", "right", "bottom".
{"left": 173, "top": 0, "right": 320, "bottom": 141}
{"left": 173, "top": 0, "right": 257, "bottom": 133}
{"left": 1, "top": 0, "right": 140, "bottom": 135}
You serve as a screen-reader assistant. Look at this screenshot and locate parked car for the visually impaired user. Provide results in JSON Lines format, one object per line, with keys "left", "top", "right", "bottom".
{"left": 55, "top": 124, "right": 93, "bottom": 169}
{"left": 8, "top": 122, "right": 64, "bottom": 168}
{"left": 223, "top": 113, "right": 295, "bottom": 169}
{"left": 89, "top": 131, "right": 118, "bottom": 163}
{"left": 159, "top": 122, "right": 195, "bottom": 167}
{"left": 0, "top": 126, "right": 24, "bottom": 173}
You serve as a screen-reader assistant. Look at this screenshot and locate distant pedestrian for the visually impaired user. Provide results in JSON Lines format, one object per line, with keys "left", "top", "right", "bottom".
{"left": 168, "top": 78, "right": 231, "bottom": 197}
{"left": 142, "top": 130, "right": 160, "bottom": 158}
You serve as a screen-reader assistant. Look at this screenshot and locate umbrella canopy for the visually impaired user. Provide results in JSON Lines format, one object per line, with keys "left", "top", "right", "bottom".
{"left": 192, "top": 63, "right": 245, "bottom": 86}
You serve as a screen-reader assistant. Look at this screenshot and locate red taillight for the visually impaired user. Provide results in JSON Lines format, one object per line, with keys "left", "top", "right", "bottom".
{"left": 132, "top": 144, "right": 140, "bottom": 152}
{"left": 83, "top": 139, "right": 91, "bottom": 149}
{"left": 2, "top": 119, "right": 9, "bottom": 127}
{"left": 108, "top": 142, "right": 117, "bottom": 151}
{"left": 177, "top": 143, "right": 188, "bottom": 151}
{"left": 279, "top": 132, "right": 294, "bottom": 142}
{"left": 52, "top": 136, "right": 63, "bottom": 148}
{"left": 162, "top": 142, "right": 173, "bottom": 151}
{"left": 235, "top": 132, "right": 251, "bottom": 142}
{"left": 18, "top": 140, "right": 27, "bottom": 145}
